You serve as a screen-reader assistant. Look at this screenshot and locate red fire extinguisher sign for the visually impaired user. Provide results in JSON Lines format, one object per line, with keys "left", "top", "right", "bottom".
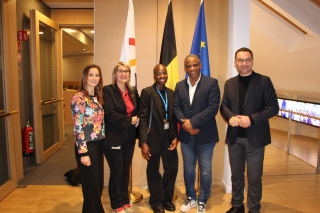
{"left": 22, "top": 121, "right": 34, "bottom": 156}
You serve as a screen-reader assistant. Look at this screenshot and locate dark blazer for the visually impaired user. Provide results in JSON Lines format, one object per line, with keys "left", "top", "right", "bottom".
{"left": 102, "top": 83, "right": 139, "bottom": 147}
{"left": 220, "top": 71, "right": 279, "bottom": 148}
{"left": 174, "top": 75, "right": 220, "bottom": 144}
{"left": 139, "top": 84, "right": 178, "bottom": 154}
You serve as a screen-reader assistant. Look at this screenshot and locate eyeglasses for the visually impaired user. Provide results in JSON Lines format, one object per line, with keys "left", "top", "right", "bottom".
{"left": 116, "top": 69, "right": 130, "bottom": 74}
{"left": 236, "top": 58, "right": 252, "bottom": 64}
{"left": 186, "top": 63, "right": 200, "bottom": 69}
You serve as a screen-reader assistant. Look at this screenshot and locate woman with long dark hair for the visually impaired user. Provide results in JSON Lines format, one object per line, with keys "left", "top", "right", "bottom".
{"left": 71, "top": 64, "right": 105, "bottom": 213}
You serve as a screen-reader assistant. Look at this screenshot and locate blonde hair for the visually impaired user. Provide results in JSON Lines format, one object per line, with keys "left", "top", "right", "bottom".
{"left": 112, "top": 62, "right": 131, "bottom": 86}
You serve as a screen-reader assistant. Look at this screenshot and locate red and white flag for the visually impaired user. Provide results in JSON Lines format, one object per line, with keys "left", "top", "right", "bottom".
{"left": 120, "top": 0, "right": 137, "bottom": 87}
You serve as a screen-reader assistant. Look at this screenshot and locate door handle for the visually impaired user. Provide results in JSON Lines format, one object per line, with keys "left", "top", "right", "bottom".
{"left": 0, "top": 110, "right": 19, "bottom": 118}
{"left": 41, "top": 98, "right": 64, "bottom": 105}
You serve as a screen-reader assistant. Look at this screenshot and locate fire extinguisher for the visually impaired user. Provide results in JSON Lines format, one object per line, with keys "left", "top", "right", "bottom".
{"left": 22, "top": 120, "right": 34, "bottom": 156}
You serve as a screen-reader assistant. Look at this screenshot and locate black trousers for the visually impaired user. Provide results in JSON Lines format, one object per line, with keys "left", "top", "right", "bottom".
{"left": 147, "top": 130, "right": 178, "bottom": 208}
{"left": 75, "top": 139, "right": 104, "bottom": 213}
{"left": 103, "top": 131, "right": 135, "bottom": 209}
{"left": 228, "top": 137, "right": 265, "bottom": 212}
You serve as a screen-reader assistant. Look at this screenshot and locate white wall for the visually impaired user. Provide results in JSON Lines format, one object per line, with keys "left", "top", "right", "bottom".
{"left": 250, "top": 1, "right": 320, "bottom": 139}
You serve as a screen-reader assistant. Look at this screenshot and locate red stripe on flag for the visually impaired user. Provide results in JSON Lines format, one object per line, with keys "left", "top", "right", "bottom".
{"left": 129, "top": 38, "right": 135, "bottom": 46}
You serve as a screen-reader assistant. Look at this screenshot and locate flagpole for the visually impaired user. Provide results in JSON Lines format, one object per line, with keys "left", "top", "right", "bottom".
{"left": 156, "top": 0, "right": 158, "bottom": 63}
{"left": 120, "top": 0, "right": 142, "bottom": 202}
{"left": 129, "top": 164, "right": 143, "bottom": 203}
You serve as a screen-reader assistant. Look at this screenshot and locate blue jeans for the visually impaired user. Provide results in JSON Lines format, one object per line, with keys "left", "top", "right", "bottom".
{"left": 180, "top": 136, "right": 215, "bottom": 204}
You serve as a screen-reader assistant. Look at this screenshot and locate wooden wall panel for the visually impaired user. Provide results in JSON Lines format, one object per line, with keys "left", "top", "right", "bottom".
{"left": 51, "top": 9, "right": 94, "bottom": 25}
{"left": 63, "top": 55, "right": 94, "bottom": 82}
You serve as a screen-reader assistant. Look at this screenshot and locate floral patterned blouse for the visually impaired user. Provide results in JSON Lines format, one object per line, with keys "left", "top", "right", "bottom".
{"left": 71, "top": 91, "right": 105, "bottom": 156}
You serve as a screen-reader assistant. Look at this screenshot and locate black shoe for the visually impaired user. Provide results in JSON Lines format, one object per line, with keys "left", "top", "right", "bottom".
{"left": 163, "top": 202, "right": 175, "bottom": 212}
{"left": 152, "top": 205, "right": 165, "bottom": 213}
{"left": 226, "top": 205, "right": 245, "bottom": 213}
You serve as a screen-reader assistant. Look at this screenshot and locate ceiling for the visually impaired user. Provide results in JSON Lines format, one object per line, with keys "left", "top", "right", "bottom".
{"left": 310, "top": 0, "right": 320, "bottom": 7}
{"left": 41, "top": 0, "right": 320, "bottom": 9}
{"left": 40, "top": 1, "right": 95, "bottom": 56}
{"left": 62, "top": 27, "right": 94, "bottom": 57}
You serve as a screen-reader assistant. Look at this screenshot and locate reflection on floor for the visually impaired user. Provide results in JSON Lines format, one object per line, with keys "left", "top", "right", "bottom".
{"left": 0, "top": 129, "right": 319, "bottom": 212}
{"left": 271, "top": 128, "right": 318, "bottom": 168}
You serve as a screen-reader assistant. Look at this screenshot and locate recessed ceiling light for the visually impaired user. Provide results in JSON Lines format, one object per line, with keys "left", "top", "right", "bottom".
{"left": 39, "top": 32, "right": 44, "bottom": 34}
{"left": 90, "top": 31, "right": 94, "bottom": 33}
{"left": 63, "top": 29, "right": 76, "bottom": 33}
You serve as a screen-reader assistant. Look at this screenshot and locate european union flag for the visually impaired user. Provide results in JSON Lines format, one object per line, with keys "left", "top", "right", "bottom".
{"left": 190, "top": 0, "right": 210, "bottom": 76}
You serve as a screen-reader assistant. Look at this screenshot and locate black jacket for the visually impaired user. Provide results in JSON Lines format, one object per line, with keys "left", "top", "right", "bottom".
{"left": 139, "top": 84, "right": 178, "bottom": 154}
{"left": 220, "top": 71, "right": 279, "bottom": 148}
{"left": 174, "top": 75, "right": 220, "bottom": 144}
{"left": 103, "top": 83, "right": 139, "bottom": 147}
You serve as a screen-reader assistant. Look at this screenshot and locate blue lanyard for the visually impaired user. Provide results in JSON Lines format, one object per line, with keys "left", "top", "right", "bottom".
{"left": 156, "top": 87, "right": 168, "bottom": 121}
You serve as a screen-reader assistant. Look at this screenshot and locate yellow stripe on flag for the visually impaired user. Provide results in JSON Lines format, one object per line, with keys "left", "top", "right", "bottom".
{"left": 129, "top": 59, "right": 136, "bottom": 67}
{"left": 166, "top": 56, "right": 179, "bottom": 90}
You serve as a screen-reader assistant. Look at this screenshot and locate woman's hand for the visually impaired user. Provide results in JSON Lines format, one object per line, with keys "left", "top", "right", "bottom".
{"left": 81, "top": 156, "right": 91, "bottom": 166}
{"left": 131, "top": 115, "right": 138, "bottom": 125}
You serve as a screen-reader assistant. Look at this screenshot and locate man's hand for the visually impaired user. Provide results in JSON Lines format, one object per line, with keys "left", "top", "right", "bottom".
{"left": 81, "top": 156, "right": 91, "bottom": 166}
{"left": 236, "top": 115, "right": 251, "bottom": 128}
{"left": 189, "top": 128, "right": 200, "bottom": 135}
{"left": 181, "top": 119, "right": 193, "bottom": 132}
{"left": 229, "top": 116, "right": 241, "bottom": 127}
{"left": 141, "top": 143, "right": 151, "bottom": 160}
{"left": 168, "top": 138, "right": 178, "bottom": 150}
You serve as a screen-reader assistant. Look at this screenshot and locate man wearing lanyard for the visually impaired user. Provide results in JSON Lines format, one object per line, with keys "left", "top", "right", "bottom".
{"left": 174, "top": 55, "right": 220, "bottom": 213}
{"left": 139, "top": 64, "right": 179, "bottom": 213}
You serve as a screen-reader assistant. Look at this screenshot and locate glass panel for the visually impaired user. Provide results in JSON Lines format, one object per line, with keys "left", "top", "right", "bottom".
{"left": 0, "top": 4, "right": 10, "bottom": 186}
{"left": 42, "top": 102, "right": 59, "bottom": 150}
{"left": 39, "top": 22, "right": 59, "bottom": 151}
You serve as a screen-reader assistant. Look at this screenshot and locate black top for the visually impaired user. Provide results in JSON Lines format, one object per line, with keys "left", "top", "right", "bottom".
{"left": 153, "top": 84, "right": 166, "bottom": 122}
{"left": 238, "top": 74, "right": 252, "bottom": 138}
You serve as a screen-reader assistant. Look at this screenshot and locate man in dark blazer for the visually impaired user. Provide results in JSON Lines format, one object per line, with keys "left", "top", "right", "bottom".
{"left": 174, "top": 54, "right": 220, "bottom": 213}
{"left": 220, "top": 47, "right": 279, "bottom": 213}
{"left": 139, "top": 64, "right": 178, "bottom": 213}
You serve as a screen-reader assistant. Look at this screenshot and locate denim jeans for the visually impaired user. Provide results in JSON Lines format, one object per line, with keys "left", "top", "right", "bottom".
{"left": 180, "top": 136, "right": 215, "bottom": 204}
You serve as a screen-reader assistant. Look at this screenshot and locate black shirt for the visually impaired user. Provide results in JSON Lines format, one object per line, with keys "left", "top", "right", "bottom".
{"left": 238, "top": 74, "right": 252, "bottom": 138}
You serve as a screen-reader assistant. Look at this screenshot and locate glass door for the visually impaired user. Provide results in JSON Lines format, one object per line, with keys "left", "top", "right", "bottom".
{"left": 0, "top": 8, "right": 9, "bottom": 190}
{"left": 0, "top": 1, "right": 20, "bottom": 201}
{"left": 30, "top": 10, "right": 63, "bottom": 164}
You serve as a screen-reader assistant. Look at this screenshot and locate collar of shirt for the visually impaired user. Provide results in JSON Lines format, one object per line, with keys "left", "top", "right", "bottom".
{"left": 117, "top": 85, "right": 134, "bottom": 116}
{"left": 118, "top": 86, "right": 128, "bottom": 96}
{"left": 187, "top": 74, "right": 201, "bottom": 104}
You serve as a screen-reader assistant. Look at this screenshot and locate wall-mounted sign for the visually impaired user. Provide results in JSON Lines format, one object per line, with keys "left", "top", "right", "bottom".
{"left": 17, "top": 31, "right": 28, "bottom": 41}
{"left": 17, "top": 42, "right": 21, "bottom": 52}
{"left": 17, "top": 53, "right": 22, "bottom": 63}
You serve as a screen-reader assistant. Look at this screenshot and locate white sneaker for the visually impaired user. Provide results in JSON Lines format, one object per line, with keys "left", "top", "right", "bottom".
{"left": 124, "top": 204, "right": 135, "bottom": 213}
{"left": 180, "top": 197, "right": 197, "bottom": 212}
{"left": 197, "top": 202, "right": 206, "bottom": 213}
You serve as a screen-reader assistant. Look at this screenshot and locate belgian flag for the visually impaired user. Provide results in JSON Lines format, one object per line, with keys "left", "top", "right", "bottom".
{"left": 159, "top": 0, "right": 179, "bottom": 90}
